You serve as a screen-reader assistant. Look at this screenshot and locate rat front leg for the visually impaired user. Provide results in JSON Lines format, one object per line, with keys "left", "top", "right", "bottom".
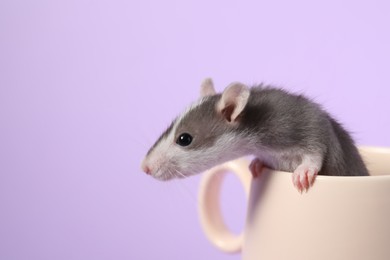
{"left": 292, "top": 154, "right": 323, "bottom": 192}
{"left": 249, "top": 158, "right": 264, "bottom": 178}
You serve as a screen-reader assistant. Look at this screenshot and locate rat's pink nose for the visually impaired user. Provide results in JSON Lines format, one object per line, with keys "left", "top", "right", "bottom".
{"left": 142, "top": 165, "right": 152, "bottom": 175}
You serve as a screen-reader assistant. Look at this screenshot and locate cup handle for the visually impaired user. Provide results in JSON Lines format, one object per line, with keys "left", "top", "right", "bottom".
{"left": 198, "top": 158, "right": 252, "bottom": 253}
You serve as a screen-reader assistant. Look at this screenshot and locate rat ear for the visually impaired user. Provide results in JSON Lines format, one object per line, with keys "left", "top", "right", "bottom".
{"left": 217, "top": 82, "right": 250, "bottom": 122}
{"left": 200, "top": 78, "right": 216, "bottom": 97}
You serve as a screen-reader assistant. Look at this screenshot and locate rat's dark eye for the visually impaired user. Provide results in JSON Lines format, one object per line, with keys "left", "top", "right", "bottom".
{"left": 176, "top": 133, "right": 193, "bottom": 146}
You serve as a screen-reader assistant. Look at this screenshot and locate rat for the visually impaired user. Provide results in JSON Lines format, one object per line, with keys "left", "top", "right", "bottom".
{"left": 141, "top": 78, "right": 369, "bottom": 192}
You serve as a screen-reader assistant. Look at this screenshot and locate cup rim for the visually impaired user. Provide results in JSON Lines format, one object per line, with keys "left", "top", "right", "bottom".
{"left": 258, "top": 146, "right": 390, "bottom": 181}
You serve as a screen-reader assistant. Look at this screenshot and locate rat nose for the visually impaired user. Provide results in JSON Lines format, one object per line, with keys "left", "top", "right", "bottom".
{"left": 142, "top": 164, "right": 152, "bottom": 175}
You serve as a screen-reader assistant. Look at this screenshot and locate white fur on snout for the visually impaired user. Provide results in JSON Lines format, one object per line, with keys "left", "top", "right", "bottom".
{"left": 145, "top": 131, "right": 251, "bottom": 181}
{"left": 172, "top": 133, "right": 252, "bottom": 176}
{"left": 143, "top": 128, "right": 178, "bottom": 181}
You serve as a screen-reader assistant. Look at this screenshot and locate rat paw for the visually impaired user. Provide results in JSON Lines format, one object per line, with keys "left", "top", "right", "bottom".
{"left": 292, "top": 165, "right": 318, "bottom": 192}
{"left": 249, "top": 158, "right": 264, "bottom": 178}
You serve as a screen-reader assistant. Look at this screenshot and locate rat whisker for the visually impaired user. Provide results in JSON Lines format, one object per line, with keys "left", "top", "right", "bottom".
{"left": 132, "top": 137, "right": 149, "bottom": 148}
{"left": 174, "top": 169, "right": 188, "bottom": 179}
{"left": 166, "top": 169, "right": 175, "bottom": 180}
{"left": 172, "top": 174, "right": 197, "bottom": 203}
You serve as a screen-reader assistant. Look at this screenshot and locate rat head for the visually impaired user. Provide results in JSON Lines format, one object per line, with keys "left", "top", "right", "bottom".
{"left": 141, "top": 78, "right": 251, "bottom": 181}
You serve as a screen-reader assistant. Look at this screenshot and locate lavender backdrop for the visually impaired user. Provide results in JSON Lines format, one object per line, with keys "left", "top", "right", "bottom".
{"left": 1, "top": 0, "right": 389, "bottom": 259}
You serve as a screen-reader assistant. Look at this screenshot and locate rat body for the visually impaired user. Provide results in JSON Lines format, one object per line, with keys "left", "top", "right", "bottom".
{"left": 141, "top": 79, "right": 369, "bottom": 191}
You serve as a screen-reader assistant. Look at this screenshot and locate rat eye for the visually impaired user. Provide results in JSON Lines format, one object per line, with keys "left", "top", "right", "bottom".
{"left": 176, "top": 133, "right": 193, "bottom": 146}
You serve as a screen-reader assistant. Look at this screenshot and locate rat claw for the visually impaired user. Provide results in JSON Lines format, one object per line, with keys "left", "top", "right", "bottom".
{"left": 249, "top": 158, "right": 264, "bottom": 178}
{"left": 292, "top": 172, "right": 302, "bottom": 191}
{"left": 293, "top": 165, "right": 318, "bottom": 193}
{"left": 307, "top": 173, "right": 316, "bottom": 187}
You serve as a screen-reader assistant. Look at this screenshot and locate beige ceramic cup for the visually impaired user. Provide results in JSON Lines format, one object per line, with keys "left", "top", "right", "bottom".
{"left": 198, "top": 147, "right": 390, "bottom": 260}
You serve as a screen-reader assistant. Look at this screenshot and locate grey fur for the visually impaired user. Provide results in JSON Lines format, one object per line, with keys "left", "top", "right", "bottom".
{"left": 150, "top": 85, "right": 368, "bottom": 177}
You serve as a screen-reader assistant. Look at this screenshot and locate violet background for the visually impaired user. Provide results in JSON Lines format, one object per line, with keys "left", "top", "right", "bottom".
{"left": 1, "top": 0, "right": 389, "bottom": 259}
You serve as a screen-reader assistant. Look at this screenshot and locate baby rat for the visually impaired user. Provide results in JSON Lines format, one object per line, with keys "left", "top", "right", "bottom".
{"left": 141, "top": 78, "right": 369, "bottom": 192}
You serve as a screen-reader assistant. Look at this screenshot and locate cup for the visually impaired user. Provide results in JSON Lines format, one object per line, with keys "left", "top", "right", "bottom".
{"left": 198, "top": 147, "right": 390, "bottom": 260}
